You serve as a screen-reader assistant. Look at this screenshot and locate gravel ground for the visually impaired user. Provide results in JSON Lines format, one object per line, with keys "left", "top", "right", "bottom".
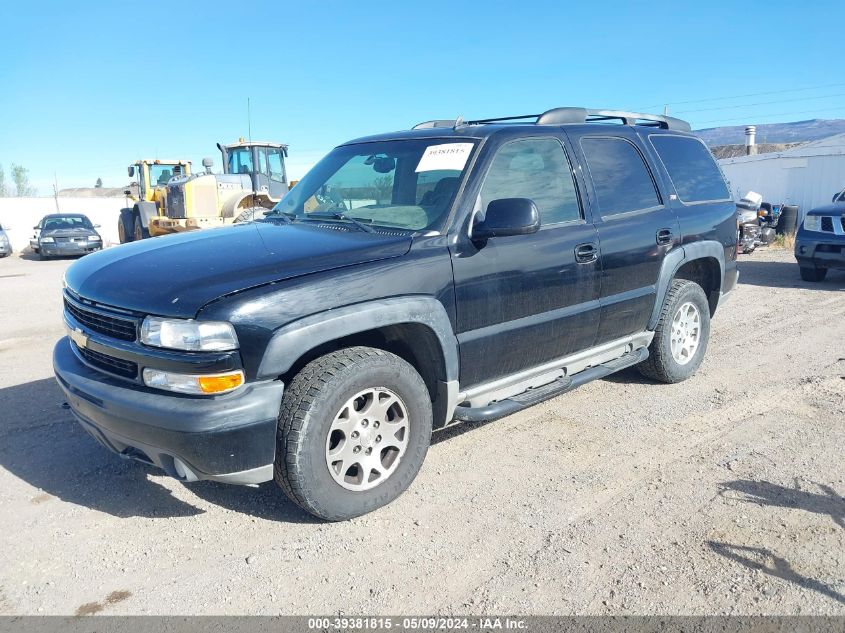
{"left": 0, "top": 248, "right": 843, "bottom": 616}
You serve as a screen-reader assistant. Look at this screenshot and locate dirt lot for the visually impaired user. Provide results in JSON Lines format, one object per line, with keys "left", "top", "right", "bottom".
{"left": 0, "top": 248, "right": 843, "bottom": 616}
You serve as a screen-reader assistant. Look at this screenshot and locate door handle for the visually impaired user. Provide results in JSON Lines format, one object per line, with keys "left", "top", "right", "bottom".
{"left": 656, "top": 228, "right": 674, "bottom": 245}
{"left": 574, "top": 242, "right": 598, "bottom": 264}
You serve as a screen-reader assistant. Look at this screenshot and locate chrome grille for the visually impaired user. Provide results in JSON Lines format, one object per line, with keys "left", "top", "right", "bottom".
{"left": 64, "top": 297, "right": 137, "bottom": 341}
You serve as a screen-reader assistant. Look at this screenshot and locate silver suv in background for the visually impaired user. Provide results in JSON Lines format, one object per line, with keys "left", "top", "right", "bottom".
{"left": 0, "top": 223, "right": 11, "bottom": 257}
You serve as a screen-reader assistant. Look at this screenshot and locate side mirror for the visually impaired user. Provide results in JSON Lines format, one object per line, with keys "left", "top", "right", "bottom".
{"left": 94, "top": 224, "right": 101, "bottom": 228}
{"left": 33, "top": 225, "right": 39, "bottom": 230}
{"left": 128, "top": 166, "right": 135, "bottom": 178}
{"left": 472, "top": 198, "right": 540, "bottom": 239}
{"left": 123, "top": 189, "right": 131, "bottom": 196}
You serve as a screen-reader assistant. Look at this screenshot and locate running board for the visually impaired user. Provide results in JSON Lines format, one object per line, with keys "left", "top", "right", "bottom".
{"left": 452, "top": 347, "right": 649, "bottom": 423}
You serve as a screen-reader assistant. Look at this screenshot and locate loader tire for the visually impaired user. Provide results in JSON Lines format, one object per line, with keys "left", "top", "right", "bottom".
{"left": 118, "top": 209, "right": 135, "bottom": 244}
{"left": 234, "top": 207, "right": 265, "bottom": 224}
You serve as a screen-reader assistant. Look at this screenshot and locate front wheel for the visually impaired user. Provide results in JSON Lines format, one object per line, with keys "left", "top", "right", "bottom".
{"left": 638, "top": 279, "right": 711, "bottom": 384}
{"left": 799, "top": 266, "right": 827, "bottom": 282}
{"left": 274, "top": 347, "right": 433, "bottom": 521}
{"left": 133, "top": 215, "right": 148, "bottom": 241}
{"left": 118, "top": 209, "right": 135, "bottom": 244}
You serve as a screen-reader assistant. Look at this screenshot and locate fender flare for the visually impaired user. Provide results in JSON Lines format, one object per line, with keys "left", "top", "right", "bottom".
{"left": 256, "top": 296, "right": 459, "bottom": 383}
{"left": 648, "top": 241, "right": 725, "bottom": 330}
{"left": 135, "top": 201, "right": 158, "bottom": 229}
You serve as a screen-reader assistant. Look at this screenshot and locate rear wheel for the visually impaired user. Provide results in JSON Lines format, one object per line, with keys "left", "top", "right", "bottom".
{"left": 234, "top": 207, "right": 265, "bottom": 224}
{"left": 638, "top": 279, "right": 710, "bottom": 384}
{"left": 799, "top": 266, "right": 827, "bottom": 282}
{"left": 118, "top": 209, "right": 135, "bottom": 244}
{"left": 274, "top": 347, "right": 432, "bottom": 521}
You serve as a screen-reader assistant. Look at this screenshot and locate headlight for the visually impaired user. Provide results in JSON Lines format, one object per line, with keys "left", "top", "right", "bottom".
{"left": 803, "top": 215, "right": 821, "bottom": 232}
{"left": 88, "top": 235, "right": 101, "bottom": 241}
{"left": 40, "top": 237, "right": 55, "bottom": 243}
{"left": 142, "top": 368, "right": 244, "bottom": 395}
{"left": 140, "top": 317, "right": 239, "bottom": 351}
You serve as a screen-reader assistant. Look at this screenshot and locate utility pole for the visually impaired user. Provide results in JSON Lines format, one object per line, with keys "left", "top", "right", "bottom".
{"left": 52, "top": 172, "right": 60, "bottom": 212}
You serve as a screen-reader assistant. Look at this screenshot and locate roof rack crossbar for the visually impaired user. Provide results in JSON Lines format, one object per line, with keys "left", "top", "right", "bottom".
{"left": 412, "top": 120, "right": 459, "bottom": 130}
{"left": 413, "top": 108, "right": 691, "bottom": 132}
{"left": 538, "top": 107, "right": 691, "bottom": 131}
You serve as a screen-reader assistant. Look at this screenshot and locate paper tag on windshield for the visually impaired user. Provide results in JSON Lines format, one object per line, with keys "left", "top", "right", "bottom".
{"left": 415, "top": 143, "right": 473, "bottom": 173}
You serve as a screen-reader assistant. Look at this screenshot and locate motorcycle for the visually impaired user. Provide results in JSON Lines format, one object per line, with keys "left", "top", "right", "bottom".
{"left": 736, "top": 191, "right": 780, "bottom": 254}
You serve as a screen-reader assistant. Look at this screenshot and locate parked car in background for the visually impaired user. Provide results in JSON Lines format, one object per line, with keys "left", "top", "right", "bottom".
{"left": 795, "top": 196, "right": 845, "bottom": 281}
{"left": 32, "top": 214, "right": 102, "bottom": 260}
{"left": 0, "top": 223, "right": 11, "bottom": 257}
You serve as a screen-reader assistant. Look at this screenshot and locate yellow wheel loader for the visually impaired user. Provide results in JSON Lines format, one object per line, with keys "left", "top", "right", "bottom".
{"left": 118, "top": 160, "right": 191, "bottom": 243}
{"left": 119, "top": 140, "right": 289, "bottom": 242}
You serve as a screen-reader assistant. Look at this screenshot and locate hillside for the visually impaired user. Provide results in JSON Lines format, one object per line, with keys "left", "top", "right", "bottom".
{"left": 695, "top": 119, "right": 845, "bottom": 146}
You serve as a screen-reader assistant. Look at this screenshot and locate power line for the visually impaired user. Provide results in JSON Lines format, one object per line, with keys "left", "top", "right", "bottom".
{"left": 634, "top": 81, "right": 845, "bottom": 111}
{"left": 677, "top": 92, "right": 845, "bottom": 115}
{"left": 696, "top": 106, "right": 845, "bottom": 126}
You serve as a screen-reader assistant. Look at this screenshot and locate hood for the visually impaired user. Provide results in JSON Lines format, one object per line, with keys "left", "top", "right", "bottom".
{"left": 807, "top": 202, "right": 845, "bottom": 217}
{"left": 65, "top": 222, "right": 412, "bottom": 318}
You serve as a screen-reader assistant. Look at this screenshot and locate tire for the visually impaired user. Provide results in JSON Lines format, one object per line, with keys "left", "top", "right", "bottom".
{"left": 638, "top": 279, "right": 711, "bottom": 384}
{"left": 274, "top": 346, "right": 433, "bottom": 521}
{"left": 133, "top": 215, "right": 148, "bottom": 241}
{"left": 234, "top": 207, "right": 264, "bottom": 224}
{"left": 776, "top": 205, "right": 798, "bottom": 235}
{"left": 118, "top": 209, "right": 135, "bottom": 244}
{"left": 799, "top": 266, "right": 827, "bottom": 282}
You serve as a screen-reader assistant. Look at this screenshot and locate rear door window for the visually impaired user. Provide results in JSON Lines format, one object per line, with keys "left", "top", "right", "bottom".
{"left": 581, "top": 137, "right": 661, "bottom": 215}
{"left": 650, "top": 135, "right": 730, "bottom": 203}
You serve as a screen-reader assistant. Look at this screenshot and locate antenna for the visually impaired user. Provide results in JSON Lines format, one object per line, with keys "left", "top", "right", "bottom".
{"left": 247, "top": 97, "right": 252, "bottom": 142}
{"left": 663, "top": 104, "right": 669, "bottom": 116}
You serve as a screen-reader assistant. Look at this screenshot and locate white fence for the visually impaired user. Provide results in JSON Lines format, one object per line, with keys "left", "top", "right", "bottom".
{"left": 0, "top": 197, "right": 128, "bottom": 252}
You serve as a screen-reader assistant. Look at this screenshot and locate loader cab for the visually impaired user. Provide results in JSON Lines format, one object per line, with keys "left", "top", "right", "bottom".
{"left": 218, "top": 140, "right": 289, "bottom": 201}
{"left": 128, "top": 160, "right": 191, "bottom": 201}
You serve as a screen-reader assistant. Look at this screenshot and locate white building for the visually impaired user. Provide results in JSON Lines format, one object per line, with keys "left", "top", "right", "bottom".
{"left": 719, "top": 133, "right": 845, "bottom": 217}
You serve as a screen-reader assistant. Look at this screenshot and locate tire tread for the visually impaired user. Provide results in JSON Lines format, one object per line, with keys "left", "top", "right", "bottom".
{"left": 274, "top": 347, "right": 393, "bottom": 519}
{"left": 638, "top": 279, "right": 707, "bottom": 383}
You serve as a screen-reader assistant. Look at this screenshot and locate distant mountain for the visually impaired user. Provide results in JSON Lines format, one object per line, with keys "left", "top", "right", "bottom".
{"left": 695, "top": 119, "right": 845, "bottom": 146}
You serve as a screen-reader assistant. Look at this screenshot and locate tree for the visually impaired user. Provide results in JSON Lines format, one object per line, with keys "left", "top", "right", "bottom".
{"left": 11, "top": 164, "right": 36, "bottom": 197}
{"left": 95, "top": 178, "right": 103, "bottom": 188}
{"left": 371, "top": 175, "right": 393, "bottom": 203}
{"left": 0, "top": 164, "right": 6, "bottom": 197}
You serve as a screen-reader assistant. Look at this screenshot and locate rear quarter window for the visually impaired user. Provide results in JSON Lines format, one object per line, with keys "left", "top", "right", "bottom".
{"left": 649, "top": 135, "right": 731, "bottom": 203}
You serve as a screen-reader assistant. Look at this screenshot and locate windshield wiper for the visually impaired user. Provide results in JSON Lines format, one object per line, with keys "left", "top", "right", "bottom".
{"left": 262, "top": 210, "right": 296, "bottom": 224}
{"left": 307, "top": 212, "right": 375, "bottom": 233}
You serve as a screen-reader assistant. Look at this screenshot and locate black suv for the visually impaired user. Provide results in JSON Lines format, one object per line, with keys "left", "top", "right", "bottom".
{"left": 54, "top": 107, "right": 738, "bottom": 520}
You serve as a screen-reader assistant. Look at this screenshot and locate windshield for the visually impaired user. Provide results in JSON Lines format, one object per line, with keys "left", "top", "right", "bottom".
{"left": 269, "top": 139, "right": 477, "bottom": 231}
{"left": 43, "top": 215, "right": 93, "bottom": 230}
{"left": 150, "top": 164, "right": 181, "bottom": 186}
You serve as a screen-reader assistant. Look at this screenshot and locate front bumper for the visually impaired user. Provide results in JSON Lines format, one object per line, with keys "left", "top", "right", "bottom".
{"left": 53, "top": 337, "right": 284, "bottom": 484}
{"left": 795, "top": 235, "right": 845, "bottom": 270}
{"left": 0, "top": 242, "right": 10, "bottom": 255}
{"left": 41, "top": 242, "right": 101, "bottom": 256}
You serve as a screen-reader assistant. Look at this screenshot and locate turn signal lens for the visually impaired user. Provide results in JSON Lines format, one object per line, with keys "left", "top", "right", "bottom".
{"left": 198, "top": 372, "right": 245, "bottom": 394}
{"left": 142, "top": 368, "right": 244, "bottom": 395}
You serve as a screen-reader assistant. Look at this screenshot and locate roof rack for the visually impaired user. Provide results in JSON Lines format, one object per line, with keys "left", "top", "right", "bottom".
{"left": 412, "top": 108, "right": 691, "bottom": 132}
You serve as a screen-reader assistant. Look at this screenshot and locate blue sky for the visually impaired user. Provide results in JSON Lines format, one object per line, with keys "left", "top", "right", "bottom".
{"left": 1, "top": 0, "right": 841, "bottom": 194}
